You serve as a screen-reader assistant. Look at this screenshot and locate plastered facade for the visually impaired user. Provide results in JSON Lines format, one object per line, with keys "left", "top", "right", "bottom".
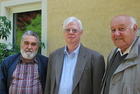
{"left": 47, "top": 0, "right": 140, "bottom": 60}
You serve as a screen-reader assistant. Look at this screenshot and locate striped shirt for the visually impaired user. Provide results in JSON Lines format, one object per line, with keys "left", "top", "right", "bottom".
{"left": 9, "top": 56, "right": 43, "bottom": 94}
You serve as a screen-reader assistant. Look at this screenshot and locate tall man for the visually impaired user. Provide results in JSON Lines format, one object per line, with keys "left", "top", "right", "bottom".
{"left": 102, "top": 15, "right": 140, "bottom": 94}
{"left": 45, "top": 17, "right": 105, "bottom": 94}
{"left": 0, "top": 30, "right": 48, "bottom": 94}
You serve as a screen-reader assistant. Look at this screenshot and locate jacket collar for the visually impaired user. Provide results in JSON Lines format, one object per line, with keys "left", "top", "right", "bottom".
{"left": 108, "top": 37, "right": 139, "bottom": 63}
{"left": 109, "top": 37, "right": 140, "bottom": 74}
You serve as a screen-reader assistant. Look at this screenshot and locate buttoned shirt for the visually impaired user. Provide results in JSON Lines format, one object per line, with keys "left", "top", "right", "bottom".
{"left": 58, "top": 44, "right": 81, "bottom": 94}
{"left": 9, "top": 56, "right": 42, "bottom": 94}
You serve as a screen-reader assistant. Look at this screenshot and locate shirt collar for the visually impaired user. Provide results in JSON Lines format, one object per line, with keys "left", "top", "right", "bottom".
{"left": 19, "top": 55, "right": 37, "bottom": 64}
{"left": 64, "top": 43, "right": 81, "bottom": 56}
{"left": 117, "top": 48, "right": 129, "bottom": 56}
{"left": 117, "top": 37, "right": 136, "bottom": 56}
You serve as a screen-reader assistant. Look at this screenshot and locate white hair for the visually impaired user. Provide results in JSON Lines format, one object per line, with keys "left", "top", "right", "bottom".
{"left": 130, "top": 16, "right": 136, "bottom": 29}
{"left": 62, "top": 17, "right": 83, "bottom": 31}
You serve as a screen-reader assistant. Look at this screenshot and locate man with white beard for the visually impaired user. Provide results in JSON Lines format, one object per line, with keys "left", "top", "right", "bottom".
{"left": 0, "top": 30, "right": 48, "bottom": 94}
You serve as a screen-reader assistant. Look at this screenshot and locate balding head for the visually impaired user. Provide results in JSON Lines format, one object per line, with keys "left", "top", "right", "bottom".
{"left": 110, "top": 15, "right": 137, "bottom": 53}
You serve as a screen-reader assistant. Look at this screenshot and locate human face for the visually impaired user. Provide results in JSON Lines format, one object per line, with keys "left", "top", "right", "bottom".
{"left": 20, "top": 35, "right": 38, "bottom": 60}
{"left": 110, "top": 15, "right": 136, "bottom": 52}
{"left": 64, "top": 21, "right": 83, "bottom": 46}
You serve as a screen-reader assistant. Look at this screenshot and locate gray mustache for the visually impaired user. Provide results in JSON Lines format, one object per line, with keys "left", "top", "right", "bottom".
{"left": 26, "top": 49, "right": 33, "bottom": 51}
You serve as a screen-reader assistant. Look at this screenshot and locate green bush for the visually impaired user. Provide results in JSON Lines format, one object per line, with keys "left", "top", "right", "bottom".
{"left": 0, "top": 43, "right": 20, "bottom": 64}
{"left": 25, "top": 14, "right": 41, "bottom": 38}
{"left": 0, "top": 16, "right": 12, "bottom": 64}
{"left": 0, "top": 16, "right": 11, "bottom": 40}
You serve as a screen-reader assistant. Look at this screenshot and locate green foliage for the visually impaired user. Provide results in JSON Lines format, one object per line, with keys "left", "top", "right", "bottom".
{"left": 16, "top": 14, "right": 42, "bottom": 44}
{"left": 38, "top": 42, "right": 45, "bottom": 54}
{"left": 0, "top": 16, "right": 11, "bottom": 40}
{"left": 16, "top": 30, "right": 24, "bottom": 44}
{"left": 0, "top": 16, "right": 20, "bottom": 65}
{"left": 25, "top": 14, "right": 41, "bottom": 38}
{"left": 16, "top": 10, "right": 41, "bottom": 31}
{"left": 0, "top": 43, "right": 20, "bottom": 64}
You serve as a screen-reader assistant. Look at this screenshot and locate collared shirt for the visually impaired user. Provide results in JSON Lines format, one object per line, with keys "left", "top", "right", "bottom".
{"left": 9, "top": 56, "right": 43, "bottom": 94}
{"left": 117, "top": 48, "right": 130, "bottom": 56}
{"left": 117, "top": 37, "right": 136, "bottom": 56}
{"left": 58, "top": 44, "right": 81, "bottom": 94}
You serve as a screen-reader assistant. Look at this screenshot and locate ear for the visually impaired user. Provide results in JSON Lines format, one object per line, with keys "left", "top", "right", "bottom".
{"left": 80, "top": 30, "right": 83, "bottom": 38}
{"left": 133, "top": 24, "right": 137, "bottom": 33}
{"left": 80, "top": 30, "right": 83, "bottom": 35}
{"left": 80, "top": 30, "right": 84, "bottom": 38}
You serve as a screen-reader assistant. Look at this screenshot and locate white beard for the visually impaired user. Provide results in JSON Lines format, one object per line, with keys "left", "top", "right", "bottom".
{"left": 21, "top": 48, "right": 38, "bottom": 59}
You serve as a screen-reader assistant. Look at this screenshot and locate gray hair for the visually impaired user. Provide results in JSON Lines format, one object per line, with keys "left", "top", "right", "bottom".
{"left": 62, "top": 17, "right": 83, "bottom": 31}
{"left": 21, "top": 30, "right": 40, "bottom": 44}
{"left": 130, "top": 16, "right": 137, "bottom": 29}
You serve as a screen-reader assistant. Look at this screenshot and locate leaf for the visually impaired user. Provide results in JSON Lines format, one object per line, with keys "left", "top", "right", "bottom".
{"left": 0, "top": 16, "right": 11, "bottom": 40}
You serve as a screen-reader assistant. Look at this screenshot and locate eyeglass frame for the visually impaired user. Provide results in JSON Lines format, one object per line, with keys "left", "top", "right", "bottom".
{"left": 64, "top": 29, "right": 80, "bottom": 33}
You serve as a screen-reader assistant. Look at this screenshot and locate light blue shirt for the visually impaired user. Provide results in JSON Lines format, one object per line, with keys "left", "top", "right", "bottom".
{"left": 58, "top": 44, "right": 81, "bottom": 94}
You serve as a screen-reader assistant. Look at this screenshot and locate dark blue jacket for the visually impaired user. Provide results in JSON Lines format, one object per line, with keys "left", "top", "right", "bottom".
{"left": 0, "top": 53, "right": 48, "bottom": 94}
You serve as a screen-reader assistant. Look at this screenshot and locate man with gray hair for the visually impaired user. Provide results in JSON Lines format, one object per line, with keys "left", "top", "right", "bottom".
{"left": 0, "top": 30, "right": 48, "bottom": 94}
{"left": 44, "top": 17, "right": 105, "bottom": 94}
{"left": 101, "top": 15, "right": 140, "bottom": 94}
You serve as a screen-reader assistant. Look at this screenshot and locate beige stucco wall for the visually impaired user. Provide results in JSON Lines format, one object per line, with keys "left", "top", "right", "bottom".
{"left": 47, "top": 0, "right": 140, "bottom": 61}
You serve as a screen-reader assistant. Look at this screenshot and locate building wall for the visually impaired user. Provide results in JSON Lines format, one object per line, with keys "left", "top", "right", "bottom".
{"left": 47, "top": 0, "right": 140, "bottom": 60}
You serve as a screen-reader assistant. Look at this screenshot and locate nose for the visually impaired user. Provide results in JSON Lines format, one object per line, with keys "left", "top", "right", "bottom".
{"left": 114, "top": 30, "right": 121, "bottom": 36}
{"left": 69, "top": 29, "right": 73, "bottom": 33}
{"left": 27, "top": 44, "right": 32, "bottom": 48}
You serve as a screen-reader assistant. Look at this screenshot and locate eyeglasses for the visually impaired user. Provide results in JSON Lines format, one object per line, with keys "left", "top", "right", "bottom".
{"left": 64, "top": 29, "right": 79, "bottom": 33}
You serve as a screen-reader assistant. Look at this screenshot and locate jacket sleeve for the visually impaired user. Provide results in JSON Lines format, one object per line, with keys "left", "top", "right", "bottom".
{"left": 0, "top": 60, "right": 8, "bottom": 94}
